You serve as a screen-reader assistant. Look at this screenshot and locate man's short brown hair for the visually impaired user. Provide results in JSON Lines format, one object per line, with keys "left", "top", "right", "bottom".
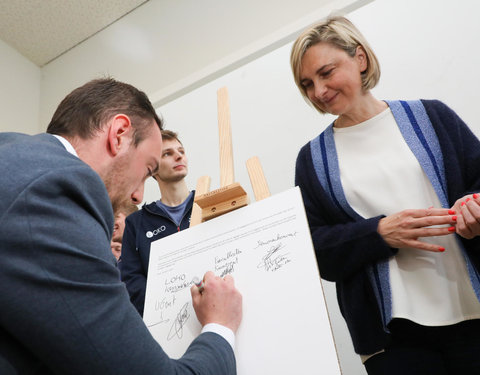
{"left": 161, "top": 129, "right": 182, "bottom": 144}
{"left": 47, "top": 78, "right": 163, "bottom": 146}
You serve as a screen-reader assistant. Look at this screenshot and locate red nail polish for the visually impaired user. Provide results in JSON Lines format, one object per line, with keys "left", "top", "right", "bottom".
{"left": 452, "top": 216, "right": 457, "bottom": 221}
{"left": 466, "top": 198, "right": 471, "bottom": 202}
{"left": 448, "top": 226, "right": 455, "bottom": 232}
{"left": 461, "top": 202, "right": 466, "bottom": 206}
{"left": 474, "top": 193, "right": 479, "bottom": 199}
{"left": 438, "top": 247, "right": 445, "bottom": 252}
{"left": 448, "top": 210, "right": 455, "bottom": 215}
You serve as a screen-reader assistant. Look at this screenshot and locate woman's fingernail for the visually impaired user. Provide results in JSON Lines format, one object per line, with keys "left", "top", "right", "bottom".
{"left": 448, "top": 210, "right": 455, "bottom": 215}
{"left": 473, "top": 193, "right": 478, "bottom": 199}
{"left": 452, "top": 216, "right": 457, "bottom": 221}
{"left": 461, "top": 202, "right": 466, "bottom": 206}
{"left": 466, "top": 198, "right": 471, "bottom": 202}
{"left": 438, "top": 247, "right": 445, "bottom": 252}
{"left": 448, "top": 226, "right": 455, "bottom": 232}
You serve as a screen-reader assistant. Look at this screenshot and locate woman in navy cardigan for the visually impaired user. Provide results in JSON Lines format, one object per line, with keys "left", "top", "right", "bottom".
{"left": 291, "top": 16, "right": 480, "bottom": 374}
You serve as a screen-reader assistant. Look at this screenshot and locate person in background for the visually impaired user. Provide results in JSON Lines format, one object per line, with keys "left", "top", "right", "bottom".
{"left": 291, "top": 16, "right": 480, "bottom": 374}
{"left": 111, "top": 203, "right": 138, "bottom": 260}
{"left": 120, "top": 129, "right": 194, "bottom": 316}
{"left": 0, "top": 78, "right": 241, "bottom": 375}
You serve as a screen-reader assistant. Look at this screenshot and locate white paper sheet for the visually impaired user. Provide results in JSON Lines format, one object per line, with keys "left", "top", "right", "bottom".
{"left": 144, "top": 187, "right": 341, "bottom": 374}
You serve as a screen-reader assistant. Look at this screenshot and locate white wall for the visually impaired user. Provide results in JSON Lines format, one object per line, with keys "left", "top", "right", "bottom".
{"left": 351, "top": 0, "right": 480, "bottom": 135}
{"left": 0, "top": 38, "right": 41, "bottom": 134}
{"left": 38, "top": 0, "right": 366, "bottom": 131}
{"left": 148, "top": 1, "right": 480, "bottom": 374}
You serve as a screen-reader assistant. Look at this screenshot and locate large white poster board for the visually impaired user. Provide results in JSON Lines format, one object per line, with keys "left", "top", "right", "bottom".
{"left": 144, "top": 187, "right": 341, "bottom": 374}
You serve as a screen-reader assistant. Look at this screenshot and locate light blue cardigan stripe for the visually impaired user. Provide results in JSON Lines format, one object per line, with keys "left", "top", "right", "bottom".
{"left": 388, "top": 100, "right": 448, "bottom": 207}
{"left": 312, "top": 130, "right": 361, "bottom": 219}
{"left": 391, "top": 101, "right": 480, "bottom": 303}
{"left": 310, "top": 100, "right": 480, "bottom": 328}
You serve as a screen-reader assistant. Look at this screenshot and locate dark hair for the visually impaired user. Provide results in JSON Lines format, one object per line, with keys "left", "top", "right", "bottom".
{"left": 161, "top": 129, "right": 182, "bottom": 144}
{"left": 47, "top": 78, "right": 163, "bottom": 145}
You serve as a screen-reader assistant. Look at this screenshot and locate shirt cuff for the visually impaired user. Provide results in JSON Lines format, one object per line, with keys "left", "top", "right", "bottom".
{"left": 201, "top": 323, "right": 235, "bottom": 350}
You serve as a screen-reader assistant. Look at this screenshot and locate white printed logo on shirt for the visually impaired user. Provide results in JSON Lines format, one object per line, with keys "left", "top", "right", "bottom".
{"left": 146, "top": 225, "right": 166, "bottom": 238}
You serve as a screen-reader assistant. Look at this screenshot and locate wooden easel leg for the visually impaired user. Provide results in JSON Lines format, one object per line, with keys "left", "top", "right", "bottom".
{"left": 189, "top": 175, "right": 211, "bottom": 227}
{"left": 217, "top": 87, "right": 235, "bottom": 187}
{"left": 246, "top": 156, "right": 271, "bottom": 202}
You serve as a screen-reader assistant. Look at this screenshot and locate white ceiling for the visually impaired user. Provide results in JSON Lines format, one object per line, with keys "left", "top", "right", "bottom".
{"left": 0, "top": 0, "right": 149, "bottom": 67}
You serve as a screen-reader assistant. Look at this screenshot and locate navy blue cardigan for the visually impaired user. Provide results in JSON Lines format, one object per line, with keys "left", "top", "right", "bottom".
{"left": 295, "top": 100, "right": 480, "bottom": 354}
{"left": 119, "top": 193, "right": 194, "bottom": 316}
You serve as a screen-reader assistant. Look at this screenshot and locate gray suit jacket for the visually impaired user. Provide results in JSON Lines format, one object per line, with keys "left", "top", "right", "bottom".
{"left": 0, "top": 133, "right": 236, "bottom": 374}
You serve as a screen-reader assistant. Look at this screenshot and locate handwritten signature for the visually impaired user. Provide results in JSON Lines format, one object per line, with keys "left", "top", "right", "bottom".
{"left": 215, "top": 249, "right": 242, "bottom": 264}
{"left": 146, "top": 296, "right": 177, "bottom": 328}
{"left": 146, "top": 311, "right": 170, "bottom": 328}
{"left": 219, "top": 262, "right": 235, "bottom": 277}
{"left": 254, "top": 232, "right": 297, "bottom": 249}
{"left": 257, "top": 242, "right": 291, "bottom": 272}
{"left": 155, "top": 295, "right": 177, "bottom": 311}
{"left": 167, "top": 302, "right": 190, "bottom": 341}
{"left": 215, "top": 248, "right": 241, "bottom": 277}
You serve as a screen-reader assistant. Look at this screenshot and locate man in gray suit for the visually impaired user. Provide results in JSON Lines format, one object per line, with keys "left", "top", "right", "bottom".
{"left": 0, "top": 78, "right": 242, "bottom": 374}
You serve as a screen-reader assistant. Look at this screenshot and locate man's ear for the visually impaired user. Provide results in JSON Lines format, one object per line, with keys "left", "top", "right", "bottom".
{"left": 107, "top": 114, "right": 132, "bottom": 156}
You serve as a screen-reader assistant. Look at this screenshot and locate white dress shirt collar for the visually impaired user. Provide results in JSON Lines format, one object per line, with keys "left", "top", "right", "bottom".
{"left": 52, "top": 134, "right": 78, "bottom": 157}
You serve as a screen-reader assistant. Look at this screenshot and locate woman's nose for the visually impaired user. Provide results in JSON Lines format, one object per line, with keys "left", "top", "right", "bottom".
{"left": 314, "top": 82, "right": 327, "bottom": 101}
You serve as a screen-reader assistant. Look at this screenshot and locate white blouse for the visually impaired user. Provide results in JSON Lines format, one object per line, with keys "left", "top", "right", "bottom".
{"left": 333, "top": 108, "right": 480, "bottom": 326}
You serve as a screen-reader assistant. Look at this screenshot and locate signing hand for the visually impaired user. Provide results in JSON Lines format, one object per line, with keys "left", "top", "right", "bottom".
{"left": 378, "top": 208, "right": 456, "bottom": 252}
{"left": 452, "top": 193, "right": 480, "bottom": 239}
{"left": 191, "top": 271, "right": 243, "bottom": 333}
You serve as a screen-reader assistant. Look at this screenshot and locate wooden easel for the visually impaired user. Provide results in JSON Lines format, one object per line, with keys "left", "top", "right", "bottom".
{"left": 190, "top": 87, "right": 270, "bottom": 227}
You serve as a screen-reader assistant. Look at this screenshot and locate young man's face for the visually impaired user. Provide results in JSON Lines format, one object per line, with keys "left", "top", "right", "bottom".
{"left": 155, "top": 139, "right": 188, "bottom": 183}
{"left": 110, "top": 212, "right": 126, "bottom": 260}
{"left": 112, "top": 212, "right": 127, "bottom": 243}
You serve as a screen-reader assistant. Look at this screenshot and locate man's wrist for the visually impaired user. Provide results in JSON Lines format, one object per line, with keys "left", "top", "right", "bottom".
{"left": 201, "top": 323, "right": 235, "bottom": 350}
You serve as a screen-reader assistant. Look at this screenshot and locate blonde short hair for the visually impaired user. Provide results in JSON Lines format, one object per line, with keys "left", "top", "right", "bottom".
{"left": 290, "top": 16, "right": 380, "bottom": 114}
